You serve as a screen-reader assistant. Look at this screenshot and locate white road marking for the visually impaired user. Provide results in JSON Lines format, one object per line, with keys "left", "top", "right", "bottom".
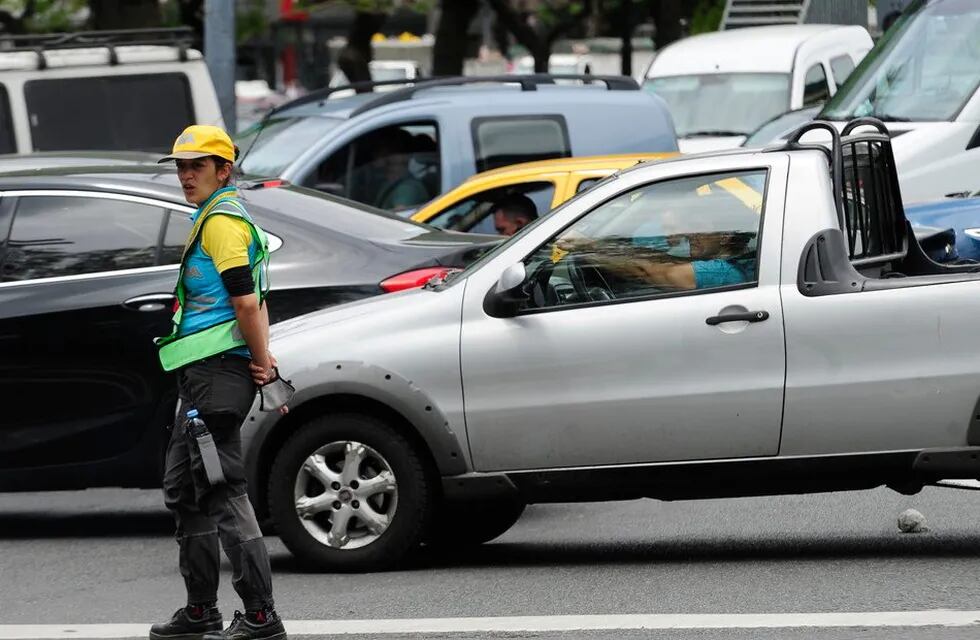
{"left": 3, "top": 611, "right": 980, "bottom": 638}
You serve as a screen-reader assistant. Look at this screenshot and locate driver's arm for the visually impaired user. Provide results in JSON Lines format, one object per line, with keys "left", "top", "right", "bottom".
{"left": 559, "top": 235, "right": 697, "bottom": 290}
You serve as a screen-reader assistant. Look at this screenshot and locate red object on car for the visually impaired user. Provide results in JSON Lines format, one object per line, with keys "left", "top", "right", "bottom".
{"left": 380, "top": 267, "right": 458, "bottom": 293}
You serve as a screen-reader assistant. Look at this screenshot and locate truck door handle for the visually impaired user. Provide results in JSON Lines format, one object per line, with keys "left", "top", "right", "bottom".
{"left": 705, "top": 310, "right": 769, "bottom": 326}
{"left": 123, "top": 294, "right": 175, "bottom": 313}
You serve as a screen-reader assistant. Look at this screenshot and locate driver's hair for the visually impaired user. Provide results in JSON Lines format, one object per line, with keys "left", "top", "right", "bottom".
{"left": 491, "top": 193, "right": 538, "bottom": 222}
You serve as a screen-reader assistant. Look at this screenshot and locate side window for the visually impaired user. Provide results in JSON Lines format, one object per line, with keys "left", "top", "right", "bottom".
{"left": 575, "top": 177, "right": 603, "bottom": 194}
{"left": 305, "top": 122, "right": 440, "bottom": 213}
{"left": 161, "top": 210, "right": 194, "bottom": 265}
{"left": 0, "top": 83, "right": 14, "bottom": 154}
{"left": 472, "top": 116, "right": 570, "bottom": 173}
{"left": 802, "top": 64, "right": 831, "bottom": 107}
{"left": 521, "top": 170, "right": 767, "bottom": 310}
{"left": 426, "top": 182, "right": 555, "bottom": 235}
{"left": 161, "top": 209, "right": 283, "bottom": 266}
{"left": 24, "top": 73, "right": 194, "bottom": 153}
{"left": 2, "top": 196, "right": 167, "bottom": 282}
{"left": 830, "top": 55, "right": 856, "bottom": 87}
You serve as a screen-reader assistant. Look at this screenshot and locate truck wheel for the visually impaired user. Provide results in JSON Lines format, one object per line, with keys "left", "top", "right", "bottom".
{"left": 268, "top": 413, "right": 433, "bottom": 572}
{"left": 426, "top": 498, "right": 526, "bottom": 547}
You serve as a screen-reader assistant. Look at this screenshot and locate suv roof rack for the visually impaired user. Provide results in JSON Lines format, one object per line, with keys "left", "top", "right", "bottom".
{"left": 267, "top": 78, "right": 421, "bottom": 117}
{"left": 350, "top": 74, "right": 639, "bottom": 117}
{"left": 773, "top": 117, "right": 908, "bottom": 266}
{"left": 0, "top": 27, "right": 194, "bottom": 70}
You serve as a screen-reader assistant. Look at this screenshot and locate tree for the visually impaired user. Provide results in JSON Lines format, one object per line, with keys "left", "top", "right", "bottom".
{"left": 431, "top": 0, "right": 481, "bottom": 77}
{"left": 486, "top": 0, "right": 591, "bottom": 73}
{"left": 88, "top": 0, "right": 161, "bottom": 30}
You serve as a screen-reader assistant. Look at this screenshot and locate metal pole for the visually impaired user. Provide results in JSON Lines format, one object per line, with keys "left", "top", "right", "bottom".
{"left": 205, "top": 0, "right": 237, "bottom": 133}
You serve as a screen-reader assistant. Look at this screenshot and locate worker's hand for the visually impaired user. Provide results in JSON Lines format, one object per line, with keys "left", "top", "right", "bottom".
{"left": 252, "top": 352, "right": 290, "bottom": 415}
{"left": 556, "top": 229, "right": 592, "bottom": 252}
{"left": 250, "top": 351, "right": 276, "bottom": 386}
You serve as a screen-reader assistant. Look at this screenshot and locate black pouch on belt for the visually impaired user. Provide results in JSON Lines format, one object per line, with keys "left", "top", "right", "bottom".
{"left": 185, "top": 410, "right": 226, "bottom": 486}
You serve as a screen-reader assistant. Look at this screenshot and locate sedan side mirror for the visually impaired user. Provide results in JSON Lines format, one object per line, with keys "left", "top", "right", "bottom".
{"left": 483, "top": 262, "right": 529, "bottom": 318}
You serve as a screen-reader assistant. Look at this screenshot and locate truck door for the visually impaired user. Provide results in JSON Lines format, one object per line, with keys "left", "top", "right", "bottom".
{"left": 459, "top": 154, "right": 790, "bottom": 471}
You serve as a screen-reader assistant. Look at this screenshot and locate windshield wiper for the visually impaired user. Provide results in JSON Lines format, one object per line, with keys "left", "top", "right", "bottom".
{"left": 683, "top": 130, "right": 748, "bottom": 138}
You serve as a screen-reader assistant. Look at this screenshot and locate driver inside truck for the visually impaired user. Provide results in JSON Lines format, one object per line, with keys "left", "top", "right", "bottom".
{"left": 556, "top": 181, "right": 759, "bottom": 291}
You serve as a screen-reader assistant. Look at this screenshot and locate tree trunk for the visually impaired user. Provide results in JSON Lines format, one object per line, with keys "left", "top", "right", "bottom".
{"left": 620, "top": 2, "right": 633, "bottom": 77}
{"left": 533, "top": 44, "right": 550, "bottom": 73}
{"left": 0, "top": 0, "right": 35, "bottom": 34}
{"left": 432, "top": 0, "right": 480, "bottom": 77}
{"left": 649, "top": 0, "right": 694, "bottom": 49}
{"left": 89, "top": 0, "right": 162, "bottom": 30}
{"left": 338, "top": 11, "right": 386, "bottom": 88}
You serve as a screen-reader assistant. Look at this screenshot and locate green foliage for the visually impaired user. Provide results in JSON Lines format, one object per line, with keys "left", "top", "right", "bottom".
{"left": 0, "top": 0, "right": 87, "bottom": 32}
{"left": 690, "top": 0, "right": 725, "bottom": 35}
{"left": 296, "top": 0, "right": 432, "bottom": 14}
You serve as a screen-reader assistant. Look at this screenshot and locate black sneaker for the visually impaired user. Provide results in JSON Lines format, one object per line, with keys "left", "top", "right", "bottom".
{"left": 203, "top": 610, "right": 286, "bottom": 640}
{"left": 149, "top": 606, "right": 223, "bottom": 640}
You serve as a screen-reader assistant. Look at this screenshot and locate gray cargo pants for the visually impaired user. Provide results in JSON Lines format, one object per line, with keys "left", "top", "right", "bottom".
{"left": 163, "top": 353, "right": 274, "bottom": 611}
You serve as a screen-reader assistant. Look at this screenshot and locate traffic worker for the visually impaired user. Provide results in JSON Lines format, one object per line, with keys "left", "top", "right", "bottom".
{"left": 150, "top": 125, "right": 287, "bottom": 640}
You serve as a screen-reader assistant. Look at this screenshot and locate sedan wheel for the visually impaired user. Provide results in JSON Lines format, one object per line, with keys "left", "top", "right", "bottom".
{"left": 294, "top": 440, "right": 398, "bottom": 550}
{"left": 269, "top": 413, "right": 433, "bottom": 572}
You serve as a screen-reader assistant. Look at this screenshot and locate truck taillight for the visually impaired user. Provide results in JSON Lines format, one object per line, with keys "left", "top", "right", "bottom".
{"left": 380, "top": 267, "right": 456, "bottom": 293}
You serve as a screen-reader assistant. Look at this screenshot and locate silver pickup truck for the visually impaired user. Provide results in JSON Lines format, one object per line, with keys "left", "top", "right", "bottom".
{"left": 244, "top": 119, "right": 980, "bottom": 572}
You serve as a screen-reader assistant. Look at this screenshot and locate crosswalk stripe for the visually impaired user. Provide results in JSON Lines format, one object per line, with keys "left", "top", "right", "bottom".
{"left": 2, "top": 610, "right": 980, "bottom": 639}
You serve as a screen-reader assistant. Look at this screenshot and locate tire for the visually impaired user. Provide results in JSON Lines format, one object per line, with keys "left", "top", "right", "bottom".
{"left": 268, "top": 413, "right": 434, "bottom": 572}
{"left": 425, "top": 498, "right": 526, "bottom": 547}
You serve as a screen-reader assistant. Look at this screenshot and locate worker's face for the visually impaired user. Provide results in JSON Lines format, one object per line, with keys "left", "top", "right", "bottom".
{"left": 494, "top": 211, "right": 530, "bottom": 236}
{"left": 176, "top": 157, "right": 231, "bottom": 205}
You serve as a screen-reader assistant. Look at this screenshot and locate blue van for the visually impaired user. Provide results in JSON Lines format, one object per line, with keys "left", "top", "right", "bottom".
{"left": 237, "top": 75, "right": 678, "bottom": 212}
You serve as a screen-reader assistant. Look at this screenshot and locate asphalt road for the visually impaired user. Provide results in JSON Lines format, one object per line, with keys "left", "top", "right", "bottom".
{"left": 3, "top": 485, "right": 980, "bottom": 638}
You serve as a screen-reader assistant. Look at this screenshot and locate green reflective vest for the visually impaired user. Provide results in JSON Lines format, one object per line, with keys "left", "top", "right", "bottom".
{"left": 155, "top": 190, "right": 270, "bottom": 372}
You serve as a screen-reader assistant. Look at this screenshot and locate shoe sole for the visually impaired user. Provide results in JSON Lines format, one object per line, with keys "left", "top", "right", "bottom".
{"left": 150, "top": 630, "right": 222, "bottom": 640}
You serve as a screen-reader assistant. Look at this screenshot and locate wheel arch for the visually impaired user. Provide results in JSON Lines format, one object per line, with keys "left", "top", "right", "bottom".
{"left": 246, "top": 363, "right": 468, "bottom": 521}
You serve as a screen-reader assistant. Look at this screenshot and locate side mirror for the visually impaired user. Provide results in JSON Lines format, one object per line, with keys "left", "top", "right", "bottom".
{"left": 483, "top": 262, "right": 529, "bottom": 318}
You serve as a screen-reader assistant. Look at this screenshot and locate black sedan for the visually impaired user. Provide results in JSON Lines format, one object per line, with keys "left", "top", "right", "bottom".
{"left": 0, "top": 166, "right": 497, "bottom": 492}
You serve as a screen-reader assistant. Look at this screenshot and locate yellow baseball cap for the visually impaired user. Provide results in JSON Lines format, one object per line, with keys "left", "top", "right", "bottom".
{"left": 158, "top": 125, "right": 236, "bottom": 163}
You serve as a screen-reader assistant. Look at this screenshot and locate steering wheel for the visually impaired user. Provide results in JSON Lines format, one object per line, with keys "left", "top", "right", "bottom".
{"left": 566, "top": 252, "right": 616, "bottom": 302}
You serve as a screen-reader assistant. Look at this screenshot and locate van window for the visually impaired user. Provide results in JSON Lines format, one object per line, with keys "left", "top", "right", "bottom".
{"left": 0, "top": 84, "right": 14, "bottom": 154}
{"left": 472, "top": 116, "right": 570, "bottom": 173}
{"left": 830, "top": 55, "right": 856, "bottom": 86}
{"left": 304, "top": 122, "right": 440, "bottom": 213}
{"left": 25, "top": 73, "right": 194, "bottom": 153}
{"left": 803, "top": 64, "right": 831, "bottom": 107}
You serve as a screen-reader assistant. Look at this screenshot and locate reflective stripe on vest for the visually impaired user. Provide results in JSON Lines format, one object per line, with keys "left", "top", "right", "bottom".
{"left": 155, "top": 191, "right": 270, "bottom": 372}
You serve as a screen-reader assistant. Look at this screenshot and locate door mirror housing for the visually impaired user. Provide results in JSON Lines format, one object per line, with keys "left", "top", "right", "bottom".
{"left": 483, "top": 262, "right": 529, "bottom": 318}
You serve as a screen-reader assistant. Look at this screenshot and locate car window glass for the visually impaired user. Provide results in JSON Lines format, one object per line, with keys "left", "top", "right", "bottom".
{"left": 161, "top": 210, "right": 193, "bottom": 265}
{"left": 803, "top": 64, "right": 831, "bottom": 107}
{"left": 25, "top": 74, "right": 194, "bottom": 153}
{"left": 161, "top": 210, "right": 284, "bottom": 265}
{"left": 830, "top": 55, "right": 856, "bottom": 86}
{"left": 472, "top": 116, "right": 570, "bottom": 173}
{"left": 305, "top": 122, "right": 440, "bottom": 213}
{"left": 520, "top": 170, "right": 767, "bottom": 310}
{"left": 576, "top": 177, "right": 602, "bottom": 194}
{"left": 2, "top": 196, "right": 167, "bottom": 282}
{"left": 0, "top": 83, "right": 14, "bottom": 154}
{"left": 426, "top": 181, "right": 555, "bottom": 235}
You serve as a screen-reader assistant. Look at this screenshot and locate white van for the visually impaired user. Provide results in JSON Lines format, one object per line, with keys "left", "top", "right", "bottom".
{"left": 819, "top": 0, "right": 980, "bottom": 204}
{"left": 643, "top": 24, "right": 872, "bottom": 152}
{"left": 0, "top": 29, "right": 222, "bottom": 155}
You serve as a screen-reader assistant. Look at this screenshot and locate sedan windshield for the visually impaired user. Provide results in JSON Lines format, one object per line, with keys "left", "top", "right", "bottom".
{"left": 237, "top": 115, "right": 342, "bottom": 177}
{"left": 643, "top": 73, "right": 791, "bottom": 137}
{"left": 821, "top": 0, "right": 980, "bottom": 122}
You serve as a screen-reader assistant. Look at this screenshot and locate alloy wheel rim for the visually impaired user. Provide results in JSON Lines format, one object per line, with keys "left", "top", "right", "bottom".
{"left": 293, "top": 440, "right": 398, "bottom": 550}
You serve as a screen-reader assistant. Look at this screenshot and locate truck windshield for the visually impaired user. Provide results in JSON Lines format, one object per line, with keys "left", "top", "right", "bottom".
{"left": 237, "top": 115, "right": 342, "bottom": 177}
{"left": 643, "top": 73, "right": 790, "bottom": 137}
{"left": 821, "top": 0, "right": 980, "bottom": 122}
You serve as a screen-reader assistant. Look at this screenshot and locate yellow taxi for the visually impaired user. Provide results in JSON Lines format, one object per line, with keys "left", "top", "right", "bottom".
{"left": 411, "top": 154, "right": 676, "bottom": 234}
